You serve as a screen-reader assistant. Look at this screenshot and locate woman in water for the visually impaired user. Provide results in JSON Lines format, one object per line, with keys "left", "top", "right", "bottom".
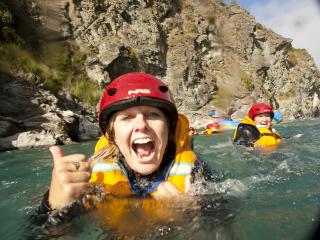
{"left": 233, "top": 102, "right": 282, "bottom": 149}
{"left": 36, "top": 72, "right": 215, "bottom": 228}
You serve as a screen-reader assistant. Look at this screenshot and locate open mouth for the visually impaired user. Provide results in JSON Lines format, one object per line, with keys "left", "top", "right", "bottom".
{"left": 132, "top": 137, "right": 155, "bottom": 158}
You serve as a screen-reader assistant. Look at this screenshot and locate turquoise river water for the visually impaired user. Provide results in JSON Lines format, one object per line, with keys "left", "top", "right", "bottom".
{"left": 0, "top": 119, "right": 320, "bottom": 239}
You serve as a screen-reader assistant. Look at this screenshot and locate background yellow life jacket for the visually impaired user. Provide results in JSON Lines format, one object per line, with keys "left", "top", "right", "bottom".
{"left": 88, "top": 196, "right": 195, "bottom": 235}
{"left": 255, "top": 125, "right": 282, "bottom": 147}
{"left": 89, "top": 113, "right": 197, "bottom": 198}
{"left": 233, "top": 116, "right": 282, "bottom": 149}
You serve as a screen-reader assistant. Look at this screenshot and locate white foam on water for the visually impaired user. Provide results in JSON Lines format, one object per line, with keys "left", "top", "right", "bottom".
{"left": 276, "top": 160, "right": 292, "bottom": 173}
{"left": 191, "top": 178, "right": 249, "bottom": 198}
{"left": 292, "top": 133, "right": 304, "bottom": 138}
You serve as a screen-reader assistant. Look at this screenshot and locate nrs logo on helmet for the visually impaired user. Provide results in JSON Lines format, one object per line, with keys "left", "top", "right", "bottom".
{"left": 128, "top": 89, "right": 151, "bottom": 95}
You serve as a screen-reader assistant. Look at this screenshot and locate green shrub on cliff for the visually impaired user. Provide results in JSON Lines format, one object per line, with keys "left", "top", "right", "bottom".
{"left": 0, "top": 1, "right": 101, "bottom": 107}
{"left": 0, "top": 43, "right": 41, "bottom": 74}
{"left": 41, "top": 43, "right": 101, "bottom": 106}
{"left": 0, "top": 41, "right": 101, "bottom": 107}
{"left": 0, "top": 2, "right": 13, "bottom": 26}
{"left": 0, "top": 2, "right": 19, "bottom": 43}
{"left": 66, "top": 74, "right": 101, "bottom": 107}
{"left": 240, "top": 70, "right": 254, "bottom": 91}
{"left": 41, "top": 43, "right": 101, "bottom": 105}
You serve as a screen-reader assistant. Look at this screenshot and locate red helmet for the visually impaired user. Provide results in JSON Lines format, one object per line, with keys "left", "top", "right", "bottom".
{"left": 248, "top": 103, "right": 274, "bottom": 120}
{"left": 206, "top": 122, "right": 220, "bottom": 129}
{"left": 99, "top": 72, "right": 178, "bottom": 134}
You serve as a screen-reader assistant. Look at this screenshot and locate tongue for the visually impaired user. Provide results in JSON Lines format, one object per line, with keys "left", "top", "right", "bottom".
{"left": 135, "top": 143, "right": 153, "bottom": 157}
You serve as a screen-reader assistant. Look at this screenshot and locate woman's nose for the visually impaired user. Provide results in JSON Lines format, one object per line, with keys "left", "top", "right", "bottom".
{"left": 134, "top": 114, "right": 148, "bottom": 131}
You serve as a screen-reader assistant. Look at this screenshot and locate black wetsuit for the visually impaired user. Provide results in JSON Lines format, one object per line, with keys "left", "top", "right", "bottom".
{"left": 233, "top": 123, "right": 260, "bottom": 147}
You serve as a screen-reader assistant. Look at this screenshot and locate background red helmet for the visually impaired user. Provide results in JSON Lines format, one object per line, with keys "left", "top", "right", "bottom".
{"left": 206, "top": 122, "right": 220, "bottom": 129}
{"left": 248, "top": 103, "right": 274, "bottom": 120}
{"left": 99, "top": 72, "right": 178, "bottom": 134}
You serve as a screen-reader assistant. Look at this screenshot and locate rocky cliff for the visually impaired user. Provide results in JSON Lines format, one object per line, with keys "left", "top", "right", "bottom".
{"left": 1, "top": 0, "right": 319, "bottom": 150}
{"left": 63, "top": 0, "right": 320, "bottom": 120}
{"left": 0, "top": 71, "right": 99, "bottom": 150}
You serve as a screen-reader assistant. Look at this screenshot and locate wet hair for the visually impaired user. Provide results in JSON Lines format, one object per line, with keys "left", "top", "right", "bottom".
{"left": 104, "top": 113, "right": 117, "bottom": 144}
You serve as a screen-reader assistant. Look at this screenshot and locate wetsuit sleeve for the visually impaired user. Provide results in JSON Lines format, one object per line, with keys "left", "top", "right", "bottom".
{"left": 233, "top": 124, "right": 260, "bottom": 147}
{"left": 29, "top": 189, "right": 85, "bottom": 227}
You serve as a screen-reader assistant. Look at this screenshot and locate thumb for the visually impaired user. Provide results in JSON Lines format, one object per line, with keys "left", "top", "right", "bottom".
{"left": 49, "top": 145, "right": 64, "bottom": 161}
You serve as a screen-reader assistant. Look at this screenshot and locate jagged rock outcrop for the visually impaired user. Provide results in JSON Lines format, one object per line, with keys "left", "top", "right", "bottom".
{"left": 1, "top": 0, "right": 320, "bottom": 150}
{"left": 0, "top": 72, "right": 99, "bottom": 150}
{"left": 59, "top": 0, "right": 319, "bottom": 122}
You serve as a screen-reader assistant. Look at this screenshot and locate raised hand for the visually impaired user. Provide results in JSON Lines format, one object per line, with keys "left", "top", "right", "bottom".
{"left": 48, "top": 146, "right": 91, "bottom": 210}
{"left": 152, "top": 175, "right": 192, "bottom": 200}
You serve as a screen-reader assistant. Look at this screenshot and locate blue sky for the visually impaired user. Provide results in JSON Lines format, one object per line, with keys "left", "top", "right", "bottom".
{"left": 224, "top": 0, "right": 320, "bottom": 68}
{"left": 225, "top": 0, "right": 270, "bottom": 10}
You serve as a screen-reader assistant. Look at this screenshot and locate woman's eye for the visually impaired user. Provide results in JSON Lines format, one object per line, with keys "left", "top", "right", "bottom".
{"left": 145, "top": 111, "right": 161, "bottom": 118}
{"left": 120, "top": 115, "right": 132, "bottom": 121}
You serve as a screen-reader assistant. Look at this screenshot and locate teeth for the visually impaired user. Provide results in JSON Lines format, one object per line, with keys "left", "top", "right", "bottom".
{"left": 133, "top": 138, "right": 152, "bottom": 144}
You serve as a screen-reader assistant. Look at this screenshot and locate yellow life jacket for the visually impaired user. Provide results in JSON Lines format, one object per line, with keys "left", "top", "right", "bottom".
{"left": 234, "top": 116, "right": 282, "bottom": 150}
{"left": 87, "top": 196, "right": 194, "bottom": 235}
{"left": 89, "top": 113, "right": 197, "bottom": 197}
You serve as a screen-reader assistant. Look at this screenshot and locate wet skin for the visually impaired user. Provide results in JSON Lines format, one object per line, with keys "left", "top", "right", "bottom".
{"left": 113, "top": 106, "right": 169, "bottom": 175}
{"left": 253, "top": 112, "right": 272, "bottom": 129}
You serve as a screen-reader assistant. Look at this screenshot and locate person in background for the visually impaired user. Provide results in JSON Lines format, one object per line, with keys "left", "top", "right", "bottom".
{"left": 35, "top": 72, "right": 215, "bottom": 228}
{"left": 189, "top": 126, "right": 197, "bottom": 135}
{"left": 205, "top": 122, "right": 224, "bottom": 135}
{"left": 233, "top": 102, "right": 282, "bottom": 149}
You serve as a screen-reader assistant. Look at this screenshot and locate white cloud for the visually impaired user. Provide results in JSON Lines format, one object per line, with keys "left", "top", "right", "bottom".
{"left": 248, "top": 0, "right": 320, "bottom": 68}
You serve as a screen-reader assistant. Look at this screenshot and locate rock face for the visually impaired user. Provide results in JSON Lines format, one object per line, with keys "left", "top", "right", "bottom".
{"left": 0, "top": 72, "right": 99, "bottom": 150}
{"left": 61, "top": 0, "right": 319, "bottom": 121}
{"left": 1, "top": 0, "right": 320, "bottom": 150}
